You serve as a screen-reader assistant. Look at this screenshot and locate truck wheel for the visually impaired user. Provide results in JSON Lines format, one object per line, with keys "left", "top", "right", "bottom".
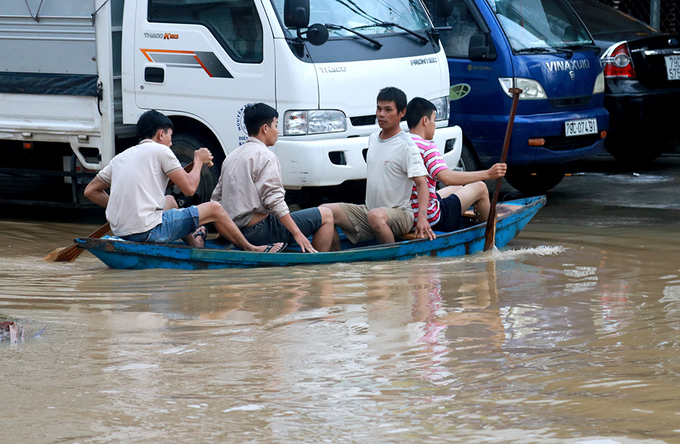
{"left": 505, "top": 164, "right": 567, "bottom": 195}
{"left": 0, "top": 173, "right": 53, "bottom": 197}
{"left": 169, "top": 134, "right": 222, "bottom": 207}
{"left": 454, "top": 142, "right": 480, "bottom": 172}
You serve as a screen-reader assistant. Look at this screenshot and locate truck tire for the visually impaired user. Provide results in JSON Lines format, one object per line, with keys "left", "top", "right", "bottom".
{"left": 454, "top": 142, "right": 480, "bottom": 172}
{"left": 0, "top": 173, "right": 53, "bottom": 197}
{"left": 505, "top": 164, "right": 567, "bottom": 195}
{"left": 169, "top": 134, "right": 222, "bottom": 207}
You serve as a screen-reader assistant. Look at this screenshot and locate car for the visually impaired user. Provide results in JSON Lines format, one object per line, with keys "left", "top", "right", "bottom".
{"left": 568, "top": 0, "right": 680, "bottom": 164}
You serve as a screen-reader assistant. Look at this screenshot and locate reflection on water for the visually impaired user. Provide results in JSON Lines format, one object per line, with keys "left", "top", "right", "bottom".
{"left": 1, "top": 218, "right": 680, "bottom": 443}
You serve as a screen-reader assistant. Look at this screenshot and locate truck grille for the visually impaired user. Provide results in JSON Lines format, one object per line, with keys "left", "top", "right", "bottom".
{"left": 350, "top": 115, "right": 376, "bottom": 126}
{"left": 543, "top": 134, "right": 600, "bottom": 151}
{"left": 550, "top": 96, "right": 591, "bottom": 108}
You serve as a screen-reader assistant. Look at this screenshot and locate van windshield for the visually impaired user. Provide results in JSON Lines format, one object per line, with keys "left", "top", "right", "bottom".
{"left": 486, "top": 0, "right": 593, "bottom": 52}
{"left": 271, "top": 0, "right": 431, "bottom": 38}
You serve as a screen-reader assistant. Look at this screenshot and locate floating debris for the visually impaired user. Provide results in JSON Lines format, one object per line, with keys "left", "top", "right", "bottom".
{"left": 1, "top": 317, "right": 29, "bottom": 345}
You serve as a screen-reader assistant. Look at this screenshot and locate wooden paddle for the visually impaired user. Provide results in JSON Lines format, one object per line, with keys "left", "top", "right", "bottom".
{"left": 483, "top": 87, "right": 522, "bottom": 252}
{"left": 43, "top": 159, "right": 210, "bottom": 262}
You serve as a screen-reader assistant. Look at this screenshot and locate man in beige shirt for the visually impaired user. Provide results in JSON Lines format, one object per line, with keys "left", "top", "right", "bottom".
{"left": 211, "top": 103, "right": 334, "bottom": 252}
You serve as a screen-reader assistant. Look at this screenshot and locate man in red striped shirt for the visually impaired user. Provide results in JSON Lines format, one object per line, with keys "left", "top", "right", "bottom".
{"left": 406, "top": 97, "right": 507, "bottom": 232}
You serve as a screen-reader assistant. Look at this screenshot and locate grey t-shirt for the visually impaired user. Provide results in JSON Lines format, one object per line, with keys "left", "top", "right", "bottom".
{"left": 97, "top": 140, "right": 182, "bottom": 236}
{"left": 365, "top": 131, "right": 428, "bottom": 211}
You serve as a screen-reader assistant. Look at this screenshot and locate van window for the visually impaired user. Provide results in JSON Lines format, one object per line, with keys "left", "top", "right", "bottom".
{"left": 424, "top": 0, "right": 485, "bottom": 58}
{"left": 148, "top": 0, "right": 263, "bottom": 63}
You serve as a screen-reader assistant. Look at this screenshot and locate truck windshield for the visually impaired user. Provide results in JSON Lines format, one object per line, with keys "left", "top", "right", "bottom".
{"left": 486, "top": 0, "right": 593, "bottom": 52}
{"left": 270, "top": 0, "right": 431, "bottom": 38}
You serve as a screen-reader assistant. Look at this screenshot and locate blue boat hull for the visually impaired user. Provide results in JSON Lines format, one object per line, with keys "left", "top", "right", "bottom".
{"left": 76, "top": 196, "right": 545, "bottom": 270}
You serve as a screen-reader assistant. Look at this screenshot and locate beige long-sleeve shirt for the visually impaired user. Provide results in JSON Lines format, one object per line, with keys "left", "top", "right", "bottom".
{"left": 211, "top": 137, "right": 289, "bottom": 228}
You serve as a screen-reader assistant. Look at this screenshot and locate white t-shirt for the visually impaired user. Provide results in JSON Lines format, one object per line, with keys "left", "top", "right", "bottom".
{"left": 365, "top": 131, "right": 428, "bottom": 211}
{"left": 96, "top": 140, "right": 182, "bottom": 236}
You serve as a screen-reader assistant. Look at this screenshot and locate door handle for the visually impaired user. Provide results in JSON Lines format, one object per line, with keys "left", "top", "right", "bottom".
{"left": 144, "top": 66, "right": 165, "bottom": 83}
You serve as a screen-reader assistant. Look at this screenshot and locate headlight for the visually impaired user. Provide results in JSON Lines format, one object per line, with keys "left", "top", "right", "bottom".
{"left": 284, "top": 110, "right": 347, "bottom": 135}
{"left": 593, "top": 71, "right": 605, "bottom": 94}
{"left": 430, "top": 96, "right": 450, "bottom": 121}
{"left": 498, "top": 77, "right": 548, "bottom": 100}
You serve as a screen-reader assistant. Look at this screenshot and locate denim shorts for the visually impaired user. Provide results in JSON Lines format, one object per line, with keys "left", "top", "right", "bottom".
{"left": 121, "top": 206, "right": 200, "bottom": 243}
{"left": 241, "top": 208, "right": 322, "bottom": 246}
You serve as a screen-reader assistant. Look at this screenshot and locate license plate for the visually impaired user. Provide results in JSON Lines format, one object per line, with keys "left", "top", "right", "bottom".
{"left": 665, "top": 55, "right": 680, "bottom": 80}
{"left": 565, "top": 118, "right": 598, "bottom": 137}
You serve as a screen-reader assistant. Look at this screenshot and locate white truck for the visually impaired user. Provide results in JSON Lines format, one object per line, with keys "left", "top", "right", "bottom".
{"left": 0, "top": 0, "right": 462, "bottom": 206}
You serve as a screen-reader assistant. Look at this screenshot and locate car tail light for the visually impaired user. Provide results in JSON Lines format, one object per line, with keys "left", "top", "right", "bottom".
{"left": 601, "top": 42, "right": 636, "bottom": 78}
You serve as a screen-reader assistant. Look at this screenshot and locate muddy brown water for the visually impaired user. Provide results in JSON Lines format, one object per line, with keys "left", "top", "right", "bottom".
{"left": 1, "top": 158, "right": 680, "bottom": 443}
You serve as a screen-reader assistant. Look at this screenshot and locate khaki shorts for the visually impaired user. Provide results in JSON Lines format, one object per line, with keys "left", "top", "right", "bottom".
{"left": 338, "top": 203, "right": 414, "bottom": 244}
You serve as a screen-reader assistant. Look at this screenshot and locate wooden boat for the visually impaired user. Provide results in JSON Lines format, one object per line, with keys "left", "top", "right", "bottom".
{"left": 75, "top": 196, "right": 545, "bottom": 270}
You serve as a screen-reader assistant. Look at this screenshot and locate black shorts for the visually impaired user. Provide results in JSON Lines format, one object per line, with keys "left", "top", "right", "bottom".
{"left": 241, "top": 208, "right": 322, "bottom": 245}
{"left": 432, "top": 192, "right": 462, "bottom": 232}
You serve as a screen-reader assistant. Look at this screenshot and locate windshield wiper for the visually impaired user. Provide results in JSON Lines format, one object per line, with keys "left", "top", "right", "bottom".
{"left": 516, "top": 46, "right": 574, "bottom": 58}
{"left": 325, "top": 23, "right": 382, "bottom": 49}
{"left": 353, "top": 22, "right": 429, "bottom": 45}
{"left": 559, "top": 43, "right": 601, "bottom": 55}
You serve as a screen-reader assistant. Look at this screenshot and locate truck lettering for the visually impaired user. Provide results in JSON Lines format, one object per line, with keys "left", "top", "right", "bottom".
{"left": 164, "top": 33, "right": 179, "bottom": 40}
{"left": 319, "top": 66, "right": 346, "bottom": 73}
{"left": 411, "top": 57, "right": 437, "bottom": 66}
{"left": 545, "top": 59, "right": 590, "bottom": 72}
{"left": 144, "top": 32, "right": 164, "bottom": 39}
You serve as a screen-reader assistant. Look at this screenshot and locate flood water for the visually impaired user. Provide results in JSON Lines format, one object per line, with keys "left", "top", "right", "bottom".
{"left": 2, "top": 156, "right": 680, "bottom": 443}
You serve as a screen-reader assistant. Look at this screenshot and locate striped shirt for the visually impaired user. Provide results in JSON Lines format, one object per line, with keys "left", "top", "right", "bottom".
{"left": 410, "top": 136, "right": 450, "bottom": 226}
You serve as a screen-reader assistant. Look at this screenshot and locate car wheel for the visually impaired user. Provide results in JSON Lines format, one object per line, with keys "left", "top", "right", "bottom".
{"left": 505, "top": 164, "right": 567, "bottom": 195}
{"left": 169, "top": 134, "right": 222, "bottom": 207}
{"left": 605, "top": 137, "right": 662, "bottom": 166}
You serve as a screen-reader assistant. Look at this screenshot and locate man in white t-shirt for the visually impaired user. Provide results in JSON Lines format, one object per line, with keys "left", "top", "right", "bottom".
{"left": 84, "top": 110, "right": 284, "bottom": 253}
{"left": 322, "top": 87, "right": 434, "bottom": 249}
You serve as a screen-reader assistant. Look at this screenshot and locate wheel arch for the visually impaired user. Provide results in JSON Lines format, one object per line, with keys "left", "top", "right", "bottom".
{"left": 168, "top": 115, "right": 227, "bottom": 168}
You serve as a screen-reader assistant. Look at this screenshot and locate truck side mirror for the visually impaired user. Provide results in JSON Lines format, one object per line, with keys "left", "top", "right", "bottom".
{"left": 306, "top": 23, "right": 329, "bottom": 46}
{"left": 469, "top": 32, "right": 497, "bottom": 61}
{"left": 284, "top": 0, "right": 310, "bottom": 29}
{"left": 435, "top": 0, "right": 454, "bottom": 17}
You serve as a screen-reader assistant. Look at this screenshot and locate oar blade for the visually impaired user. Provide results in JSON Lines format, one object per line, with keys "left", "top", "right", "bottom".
{"left": 43, "top": 222, "right": 111, "bottom": 262}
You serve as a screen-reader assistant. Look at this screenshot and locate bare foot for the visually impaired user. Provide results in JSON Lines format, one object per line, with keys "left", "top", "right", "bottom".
{"left": 184, "top": 226, "right": 207, "bottom": 248}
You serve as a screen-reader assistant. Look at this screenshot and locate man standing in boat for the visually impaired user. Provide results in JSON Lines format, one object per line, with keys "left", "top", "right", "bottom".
{"left": 405, "top": 97, "right": 507, "bottom": 231}
{"left": 84, "top": 110, "right": 283, "bottom": 253}
{"left": 321, "top": 87, "right": 434, "bottom": 249}
{"left": 211, "top": 103, "right": 335, "bottom": 252}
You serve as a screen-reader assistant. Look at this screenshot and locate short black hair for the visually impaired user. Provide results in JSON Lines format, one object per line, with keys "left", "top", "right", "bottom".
{"left": 406, "top": 97, "right": 437, "bottom": 130}
{"left": 244, "top": 103, "right": 278, "bottom": 136}
{"left": 137, "top": 109, "right": 174, "bottom": 140}
{"left": 377, "top": 87, "right": 408, "bottom": 113}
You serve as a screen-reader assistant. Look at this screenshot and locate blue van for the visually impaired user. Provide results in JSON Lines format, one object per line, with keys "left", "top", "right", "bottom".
{"left": 426, "top": 0, "right": 609, "bottom": 194}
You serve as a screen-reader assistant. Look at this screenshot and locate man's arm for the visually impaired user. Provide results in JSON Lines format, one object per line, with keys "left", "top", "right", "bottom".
{"left": 436, "top": 163, "right": 507, "bottom": 186}
{"left": 84, "top": 176, "right": 110, "bottom": 208}
{"left": 412, "top": 175, "right": 436, "bottom": 240}
{"left": 167, "top": 147, "right": 213, "bottom": 196}
{"left": 278, "top": 213, "right": 317, "bottom": 253}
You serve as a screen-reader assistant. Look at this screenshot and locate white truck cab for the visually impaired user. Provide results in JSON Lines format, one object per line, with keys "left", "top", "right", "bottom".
{"left": 0, "top": 0, "right": 462, "bottom": 205}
